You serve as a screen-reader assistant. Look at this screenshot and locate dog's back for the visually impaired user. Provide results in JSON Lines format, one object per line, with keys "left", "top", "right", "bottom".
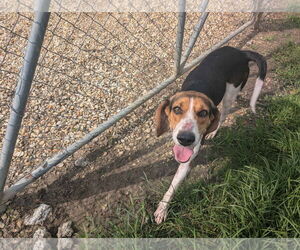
{"left": 181, "top": 46, "right": 267, "bottom": 111}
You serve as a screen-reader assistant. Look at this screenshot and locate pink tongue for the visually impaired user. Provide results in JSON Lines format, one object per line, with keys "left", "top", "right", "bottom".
{"left": 173, "top": 145, "right": 193, "bottom": 163}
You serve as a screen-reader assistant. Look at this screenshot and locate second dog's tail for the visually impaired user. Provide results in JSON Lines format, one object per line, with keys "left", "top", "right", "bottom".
{"left": 243, "top": 50, "right": 267, "bottom": 113}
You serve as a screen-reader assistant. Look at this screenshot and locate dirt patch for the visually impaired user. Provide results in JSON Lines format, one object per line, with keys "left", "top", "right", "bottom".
{"left": 1, "top": 13, "right": 300, "bottom": 237}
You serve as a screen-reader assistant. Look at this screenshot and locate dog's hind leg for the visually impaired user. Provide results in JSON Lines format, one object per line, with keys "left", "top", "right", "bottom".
{"left": 206, "top": 83, "right": 241, "bottom": 139}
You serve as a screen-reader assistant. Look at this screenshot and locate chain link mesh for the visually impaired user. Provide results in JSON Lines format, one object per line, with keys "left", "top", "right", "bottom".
{"left": 0, "top": 10, "right": 255, "bottom": 188}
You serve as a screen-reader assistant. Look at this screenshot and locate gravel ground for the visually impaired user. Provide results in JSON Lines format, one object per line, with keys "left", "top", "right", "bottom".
{"left": 0, "top": 12, "right": 251, "bottom": 187}
{"left": 0, "top": 12, "right": 297, "bottom": 237}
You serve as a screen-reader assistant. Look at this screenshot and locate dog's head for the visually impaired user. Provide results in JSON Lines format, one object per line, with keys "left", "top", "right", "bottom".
{"left": 155, "top": 91, "right": 220, "bottom": 163}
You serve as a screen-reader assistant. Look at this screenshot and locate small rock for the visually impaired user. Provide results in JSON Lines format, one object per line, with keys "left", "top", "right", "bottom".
{"left": 57, "top": 221, "right": 74, "bottom": 238}
{"left": 33, "top": 239, "right": 52, "bottom": 250}
{"left": 101, "top": 203, "right": 108, "bottom": 211}
{"left": 11, "top": 227, "right": 20, "bottom": 233}
{"left": 13, "top": 210, "right": 20, "bottom": 218}
{"left": 0, "top": 222, "right": 4, "bottom": 229}
{"left": 74, "top": 158, "right": 88, "bottom": 167}
{"left": 33, "top": 227, "right": 51, "bottom": 238}
{"left": 24, "top": 204, "right": 52, "bottom": 226}
{"left": 57, "top": 238, "right": 73, "bottom": 250}
{"left": 1, "top": 214, "right": 7, "bottom": 221}
{"left": 16, "top": 219, "right": 22, "bottom": 228}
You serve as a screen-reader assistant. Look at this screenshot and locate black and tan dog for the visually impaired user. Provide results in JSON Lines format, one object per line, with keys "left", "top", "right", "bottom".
{"left": 154, "top": 46, "right": 267, "bottom": 224}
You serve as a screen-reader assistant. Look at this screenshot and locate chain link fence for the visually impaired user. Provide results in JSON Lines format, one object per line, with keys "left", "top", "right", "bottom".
{"left": 0, "top": 0, "right": 264, "bottom": 207}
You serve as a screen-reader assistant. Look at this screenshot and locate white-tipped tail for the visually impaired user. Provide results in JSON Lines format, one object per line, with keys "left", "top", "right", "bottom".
{"left": 250, "top": 78, "right": 264, "bottom": 113}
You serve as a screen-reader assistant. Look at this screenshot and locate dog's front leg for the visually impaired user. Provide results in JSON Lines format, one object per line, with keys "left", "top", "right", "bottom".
{"left": 154, "top": 162, "right": 191, "bottom": 224}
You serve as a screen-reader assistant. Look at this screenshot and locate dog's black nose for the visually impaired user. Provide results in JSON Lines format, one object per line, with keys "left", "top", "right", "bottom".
{"left": 177, "top": 131, "right": 195, "bottom": 146}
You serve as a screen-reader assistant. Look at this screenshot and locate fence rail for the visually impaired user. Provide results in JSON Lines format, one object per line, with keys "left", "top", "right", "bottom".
{"left": 0, "top": 0, "right": 262, "bottom": 208}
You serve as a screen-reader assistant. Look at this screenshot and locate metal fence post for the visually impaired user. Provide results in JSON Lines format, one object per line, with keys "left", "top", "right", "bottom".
{"left": 0, "top": 0, "right": 51, "bottom": 207}
{"left": 253, "top": 13, "right": 263, "bottom": 30}
{"left": 180, "top": 0, "right": 209, "bottom": 69}
{"left": 174, "top": 0, "right": 186, "bottom": 75}
{"left": 253, "top": 0, "right": 263, "bottom": 30}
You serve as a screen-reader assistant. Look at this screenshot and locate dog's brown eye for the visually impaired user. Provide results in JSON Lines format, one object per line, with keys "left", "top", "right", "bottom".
{"left": 173, "top": 106, "right": 182, "bottom": 115}
{"left": 197, "top": 110, "right": 208, "bottom": 117}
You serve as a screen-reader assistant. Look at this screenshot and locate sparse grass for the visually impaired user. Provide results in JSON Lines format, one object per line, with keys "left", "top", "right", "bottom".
{"left": 274, "top": 42, "right": 300, "bottom": 86}
{"left": 248, "top": 44, "right": 258, "bottom": 50}
{"left": 82, "top": 43, "right": 300, "bottom": 238}
{"left": 285, "top": 15, "right": 300, "bottom": 28}
{"left": 264, "top": 35, "right": 276, "bottom": 42}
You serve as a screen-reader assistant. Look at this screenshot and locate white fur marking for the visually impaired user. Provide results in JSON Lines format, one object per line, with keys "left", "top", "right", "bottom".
{"left": 250, "top": 78, "right": 264, "bottom": 113}
{"left": 155, "top": 97, "right": 204, "bottom": 224}
{"left": 172, "top": 98, "right": 200, "bottom": 147}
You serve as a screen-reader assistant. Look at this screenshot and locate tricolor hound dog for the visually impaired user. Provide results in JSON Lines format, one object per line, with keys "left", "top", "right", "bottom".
{"left": 154, "top": 46, "right": 267, "bottom": 224}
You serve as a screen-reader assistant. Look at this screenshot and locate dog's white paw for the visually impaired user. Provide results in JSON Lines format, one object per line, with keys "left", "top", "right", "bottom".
{"left": 154, "top": 201, "right": 168, "bottom": 224}
{"left": 205, "top": 130, "right": 218, "bottom": 140}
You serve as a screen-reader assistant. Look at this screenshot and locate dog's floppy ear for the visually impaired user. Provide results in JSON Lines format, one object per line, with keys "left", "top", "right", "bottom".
{"left": 206, "top": 105, "right": 220, "bottom": 135}
{"left": 155, "top": 99, "right": 170, "bottom": 137}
